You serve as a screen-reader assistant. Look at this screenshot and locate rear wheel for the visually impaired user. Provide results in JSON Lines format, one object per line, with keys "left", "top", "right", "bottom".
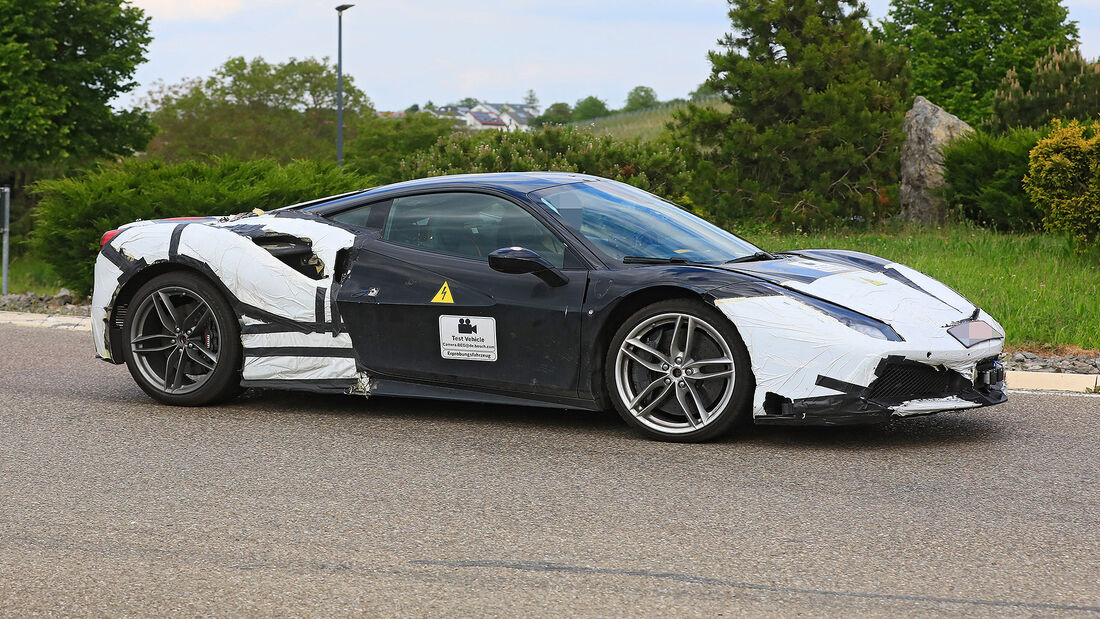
{"left": 122, "top": 271, "right": 242, "bottom": 405}
{"left": 605, "top": 299, "right": 752, "bottom": 442}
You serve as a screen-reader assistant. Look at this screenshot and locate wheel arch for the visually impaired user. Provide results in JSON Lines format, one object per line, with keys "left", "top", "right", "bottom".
{"left": 587, "top": 285, "right": 711, "bottom": 409}
{"left": 106, "top": 261, "right": 225, "bottom": 362}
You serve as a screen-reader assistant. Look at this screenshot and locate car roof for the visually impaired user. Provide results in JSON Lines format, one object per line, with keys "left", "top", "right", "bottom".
{"left": 297, "top": 172, "right": 599, "bottom": 212}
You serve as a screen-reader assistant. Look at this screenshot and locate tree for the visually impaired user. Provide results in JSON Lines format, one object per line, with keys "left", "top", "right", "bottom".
{"left": 623, "top": 86, "right": 659, "bottom": 112}
{"left": 0, "top": 0, "right": 154, "bottom": 166}
{"left": 572, "top": 96, "right": 612, "bottom": 121}
{"left": 405, "top": 103, "right": 420, "bottom": 114}
{"left": 456, "top": 97, "right": 480, "bottom": 108}
{"left": 879, "top": 0, "right": 1078, "bottom": 124}
{"left": 674, "top": 0, "right": 909, "bottom": 229}
{"left": 532, "top": 102, "right": 573, "bottom": 127}
{"left": 524, "top": 89, "right": 539, "bottom": 110}
{"left": 990, "top": 46, "right": 1100, "bottom": 131}
{"left": 143, "top": 56, "right": 372, "bottom": 163}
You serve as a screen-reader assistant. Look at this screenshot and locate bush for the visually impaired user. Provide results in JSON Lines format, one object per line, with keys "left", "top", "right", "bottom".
{"left": 1025, "top": 120, "right": 1100, "bottom": 252}
{"left": 31, "top": 157, "right": 373, "bottom": 294}
{"left": 941, "top": 127, "right": 1046, "bottom": 231}
{"left": 401, "top": 127, "right": 695, "bottom": 202}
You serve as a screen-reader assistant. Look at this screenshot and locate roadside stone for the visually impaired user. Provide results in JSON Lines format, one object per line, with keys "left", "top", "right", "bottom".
{"left": 1000, "top": 350, "right": 1100, "bottom": 375}
{"left": 0, "top": 291, "right": 91, "bottom": 317}
{"left": 899, "top": 96, "right": 974, "bottom": 224}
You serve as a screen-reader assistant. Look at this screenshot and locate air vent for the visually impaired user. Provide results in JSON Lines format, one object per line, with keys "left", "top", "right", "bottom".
{"left": 866, "top": 362, "right": 962, "bottom": 403}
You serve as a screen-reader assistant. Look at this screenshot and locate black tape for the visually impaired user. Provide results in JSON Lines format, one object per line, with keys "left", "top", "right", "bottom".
{"left": 315, "top": 287, "right": 326, "bottom": 324}
{"left": 100, "top": 242, "right": 130, "bottom": 270}
{"left": 168, "top": 223, "right": 191, "bottom": 259}
{"left": 244, "top": 346, "right": 357, "bottom": 358}
{"left": 241, "top": 323, "right": 305, "bottom": 334}
{"left": 329, "top": 280, "right": 343, "bottom": 336}
{"left": 240, "top": 378, "right": 358, "bottom": 394}
{"left": 815, "top": 375, "right": 865, "bottom": 394}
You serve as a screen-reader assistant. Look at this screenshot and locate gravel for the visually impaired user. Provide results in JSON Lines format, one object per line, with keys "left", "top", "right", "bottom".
{"left": 1000, "top": 350, "right": 1100, "bottom": 375}
{"left": 0, "top": 290, "right": 91, "bottom": 316}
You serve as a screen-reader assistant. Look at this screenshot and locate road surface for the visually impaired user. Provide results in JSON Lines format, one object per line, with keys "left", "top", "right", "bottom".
{"left": 1, "top": 324, "right": 1097, "bottom": 616}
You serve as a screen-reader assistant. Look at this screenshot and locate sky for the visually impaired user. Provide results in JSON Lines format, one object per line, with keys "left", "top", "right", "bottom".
{"left": 124, "top": 0, "right": 1100, "bottom": 112}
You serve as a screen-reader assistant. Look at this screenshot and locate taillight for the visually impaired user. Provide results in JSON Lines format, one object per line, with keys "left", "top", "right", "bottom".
{"left": 100, "top": 229, "right": 121, "bottom": 248}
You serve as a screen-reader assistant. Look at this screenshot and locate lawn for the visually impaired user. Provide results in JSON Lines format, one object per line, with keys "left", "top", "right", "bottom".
{"left": 739, "top": 224, "right": 1100, "bottom": 353}
{"left": 572, "top": 98, "right": 731, "bottom": 141}
{"left": 5, "top": 225, "right": 1096, "bottom": 352}
{"left": 3, "top": 255, "right": 67, "bottom": 297}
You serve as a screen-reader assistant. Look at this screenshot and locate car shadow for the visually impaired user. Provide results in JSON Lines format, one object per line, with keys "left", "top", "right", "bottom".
{"left": 731, "top": 412, "right": 1006, "bottom": 450}
{"left": 231, "top": 388, "right": 628, "bottom": 435}
{"left": 224, "top": 387, "right": 1004, "bottom": 449}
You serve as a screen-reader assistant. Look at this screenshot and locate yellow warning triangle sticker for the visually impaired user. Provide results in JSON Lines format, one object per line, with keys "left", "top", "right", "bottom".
{"left": 431, "top": 281, "right": 454, "bottom": 303}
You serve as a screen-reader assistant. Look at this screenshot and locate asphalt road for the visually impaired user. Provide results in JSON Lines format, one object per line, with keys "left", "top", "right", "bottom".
{"left": 1, "top": 323, "right": 1097, "bottom": 617}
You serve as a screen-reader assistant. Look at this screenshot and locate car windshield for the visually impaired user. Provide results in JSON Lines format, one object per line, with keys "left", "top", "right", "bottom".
{"left": 530, "top": 180, "right": 761, "bottom": 263}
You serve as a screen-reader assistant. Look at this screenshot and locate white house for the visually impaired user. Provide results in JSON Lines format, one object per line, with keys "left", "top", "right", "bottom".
{"left": 471, "top": 102, "right": 538, "bottom": 132}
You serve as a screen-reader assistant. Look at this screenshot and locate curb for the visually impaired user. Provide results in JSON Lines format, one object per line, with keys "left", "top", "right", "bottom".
{"left": 0, "top": 310, "right": 91, "bottom": 332}
{"left": 1, "top": 310, "right": 1096, "bottom": 394}
{"left": 1006, "top": 370, "right": 1097, "bottom": 393}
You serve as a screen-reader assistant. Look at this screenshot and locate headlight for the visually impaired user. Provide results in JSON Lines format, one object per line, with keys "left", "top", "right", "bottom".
{"left": 948, "top": 320, "right": 1003, "bottom": 347}
{"left": 712, "top": 281, "right": 904, "bottom": 342}
{"left": 786, "top": 289, "right": 905, "bottom": 342}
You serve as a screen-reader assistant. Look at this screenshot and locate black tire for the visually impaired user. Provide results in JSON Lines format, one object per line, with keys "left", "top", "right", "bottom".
{"left": 121, "top": 271, "right": 243, "bottom": 406}
{"left": 604, "top": 298, "right": 753, "bottom": 442}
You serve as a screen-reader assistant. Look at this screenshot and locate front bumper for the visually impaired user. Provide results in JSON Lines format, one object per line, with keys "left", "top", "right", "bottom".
{"left": 713, "top": 294, "right": 1007, "bottom": 425}
{"left": 754, "top": 358, "right": 1007, "bottom": 426}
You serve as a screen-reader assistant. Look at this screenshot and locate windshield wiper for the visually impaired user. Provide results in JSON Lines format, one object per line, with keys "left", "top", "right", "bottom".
{"left": 622, "top": 256, "right": 697, "bottom": 264}
{"left": 725, "top": 251, "right": 778, "bottom": 264}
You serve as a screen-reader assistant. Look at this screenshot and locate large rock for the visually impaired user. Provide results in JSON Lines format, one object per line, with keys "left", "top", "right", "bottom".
{"left": 899, "top": 96, "right": 973, "bottom": 224}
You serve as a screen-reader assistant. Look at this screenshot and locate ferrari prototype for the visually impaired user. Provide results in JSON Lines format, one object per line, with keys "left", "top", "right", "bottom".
{"left": 92, "top": 172, "right": 1006, "bottom": 441}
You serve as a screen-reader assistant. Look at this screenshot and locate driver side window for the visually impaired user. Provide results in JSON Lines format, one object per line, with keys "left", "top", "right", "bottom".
{"left": 382, "top": 192, "right": 566, "bottom": 268}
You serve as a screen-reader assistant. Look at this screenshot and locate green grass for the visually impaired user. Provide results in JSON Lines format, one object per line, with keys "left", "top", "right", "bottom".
{"left": 5, "top": 226, "right": 1095, "bottom": 351}
{"left": 3, "top": 256, "right": 67, "bottom": 297}
{"left": 573, "top": 99, "right": 731, "bottom": 141}
{"left": 738, "top": 224, "right": 1100, "bottom": 352}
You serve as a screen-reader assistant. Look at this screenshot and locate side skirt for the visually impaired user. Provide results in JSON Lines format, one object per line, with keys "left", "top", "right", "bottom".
{"left": 240, "top": 376, "right": 604, "bottom": 411}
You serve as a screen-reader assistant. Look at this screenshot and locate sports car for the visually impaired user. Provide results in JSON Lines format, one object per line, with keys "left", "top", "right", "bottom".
{"left": 92, "top": 172, "right": 1006, "bottom": 441}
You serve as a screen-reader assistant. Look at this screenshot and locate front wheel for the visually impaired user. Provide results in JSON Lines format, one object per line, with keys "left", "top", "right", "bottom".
{"left": 121, "top": 271, "right": 243, "bottom": 406}
{"left": 605, "top": 299, "right": 753, "bottom": 442}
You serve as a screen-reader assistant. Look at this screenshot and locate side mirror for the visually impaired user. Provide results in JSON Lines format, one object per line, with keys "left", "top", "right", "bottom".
{"left": 488, "top": 246, "right": 569, "bottom": 287}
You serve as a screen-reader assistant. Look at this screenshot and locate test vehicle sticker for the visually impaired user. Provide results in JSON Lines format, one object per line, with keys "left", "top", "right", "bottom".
{"left": 438, "top": 315, "right": 497, "bottom": 361}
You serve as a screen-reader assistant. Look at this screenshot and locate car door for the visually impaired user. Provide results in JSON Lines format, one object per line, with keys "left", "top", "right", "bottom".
{"left": 335, "top": 191, "right": 589, "bottom": 398}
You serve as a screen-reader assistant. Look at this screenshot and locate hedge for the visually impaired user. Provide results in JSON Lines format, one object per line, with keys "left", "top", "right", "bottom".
{"left": 31, "top": 158, "right": 373, "bottom": 294}
{"left": 399, "top": 127, "right": 696, "bottom": 204}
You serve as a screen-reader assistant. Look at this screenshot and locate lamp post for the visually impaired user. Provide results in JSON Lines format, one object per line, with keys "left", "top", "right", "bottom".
{"left": 336, "top": 4, "right": 354, "bottom": 167}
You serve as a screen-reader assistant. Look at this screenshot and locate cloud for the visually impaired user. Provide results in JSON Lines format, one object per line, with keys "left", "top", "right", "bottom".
{"left": 130, "top": 0, "right": 295, "bottom": 22}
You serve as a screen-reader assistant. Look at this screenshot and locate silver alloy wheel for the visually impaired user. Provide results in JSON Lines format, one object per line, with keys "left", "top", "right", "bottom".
{"left": 129, "top": 285, "right": 221, "bottom": 395}
{"left": 614, "top": 312, "right": 737, "bottom": 435}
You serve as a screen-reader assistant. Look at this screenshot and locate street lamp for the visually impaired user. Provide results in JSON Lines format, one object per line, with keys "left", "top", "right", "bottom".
{"left": 336, "top": 4, "right": 354, "bottom": 167}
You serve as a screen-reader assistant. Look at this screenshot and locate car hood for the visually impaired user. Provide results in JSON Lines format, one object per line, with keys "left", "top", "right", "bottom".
{"left": 715, "top": 253, "right": 986, "bottom": 339}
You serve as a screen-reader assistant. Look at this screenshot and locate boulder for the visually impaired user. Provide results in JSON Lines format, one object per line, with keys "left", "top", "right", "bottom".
{"left": 899, "top": 96, "right": 973, "bottom": 224}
